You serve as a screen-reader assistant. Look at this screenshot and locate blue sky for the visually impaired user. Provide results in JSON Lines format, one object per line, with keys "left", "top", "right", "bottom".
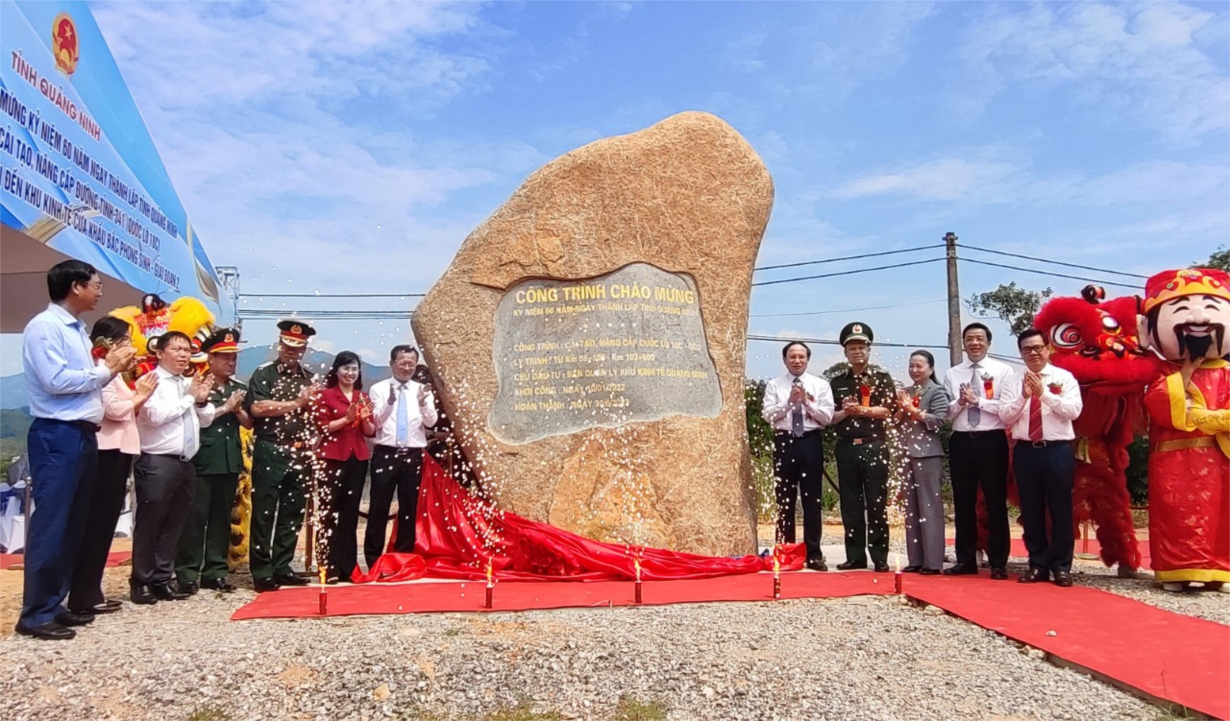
{"left": 3, "top": 0, "right": 1227, "bottom": 381}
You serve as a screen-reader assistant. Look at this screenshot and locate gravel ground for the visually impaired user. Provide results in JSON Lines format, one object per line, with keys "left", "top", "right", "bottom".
{"left": 2, "top": 589, "right": 1164, "bottom": 721}
{"left": 2, "top": 527, "right": 1221, "bottom": 720}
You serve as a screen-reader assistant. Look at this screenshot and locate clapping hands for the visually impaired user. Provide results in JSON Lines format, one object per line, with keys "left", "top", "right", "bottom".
{"left": 189, "top": 372, "right": 215, "bottom": 403}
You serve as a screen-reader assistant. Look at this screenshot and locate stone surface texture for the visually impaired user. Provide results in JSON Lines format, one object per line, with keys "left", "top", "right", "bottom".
{"left": 413, "top": 111, "right": 773, "bottom": 556}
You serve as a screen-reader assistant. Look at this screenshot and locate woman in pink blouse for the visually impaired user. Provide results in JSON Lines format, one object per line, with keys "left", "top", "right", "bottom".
{"left": 314, "top": 351, "right": 375, "bottom": 583}
{"left": 67, "top": 317, "right": 157, "bottom": 616}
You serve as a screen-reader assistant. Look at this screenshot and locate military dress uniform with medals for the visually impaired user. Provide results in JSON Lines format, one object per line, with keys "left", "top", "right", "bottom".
{"left": 175, "top": 329, "right": 246, "bottom": 592}
{"left": 245, "top": 321, "right": 316, "bottom": 588}
{"left": 829, "top": 322, "right": 898, "bottom": 570}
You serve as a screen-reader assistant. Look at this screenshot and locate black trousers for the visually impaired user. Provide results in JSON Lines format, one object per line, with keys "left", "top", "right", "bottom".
{"left": 772, "top": 432, "right": 825, "bottom": 561}
{"left": 949, "top": 431, "right": 1010, "bottom": 569}
{"left": 365, "top": 446, "right": 423, "bottom": 568}
{"left": 132, "top": 454, "right": 195, "bottom": 585}
{"left": 322, "top": 456, "right": 369, "bottom": 580}
{"left": 1014, "top": 442, "right": 1075, "bottom": 574}
{"left": 835, "top": 439, "right": 890, "bottom": 566}
{"left": 68, "top": 449, "right": 133, "bottom": 612}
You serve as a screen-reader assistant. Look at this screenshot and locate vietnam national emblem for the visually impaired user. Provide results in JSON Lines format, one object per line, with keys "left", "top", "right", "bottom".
{"left": 52, "top": 12, "right": 79, "bottom": 76}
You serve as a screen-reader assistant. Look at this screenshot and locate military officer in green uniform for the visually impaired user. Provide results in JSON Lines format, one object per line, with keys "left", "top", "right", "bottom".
{"left": 245, "top": 320, "right": 320, "bottom": 592}
{"left": 175, "top": 328, "right": 250, "bottom": 593}
{"left": 829, "top": 322, "right": 898, "bottom": 573}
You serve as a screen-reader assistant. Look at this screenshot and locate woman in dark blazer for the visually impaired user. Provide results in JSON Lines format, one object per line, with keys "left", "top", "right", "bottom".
{"left": 894, "top": 350, "right": 951, "bottom": 574}
{"left": 314, "top": 351, "right": 375, "bottom": 583}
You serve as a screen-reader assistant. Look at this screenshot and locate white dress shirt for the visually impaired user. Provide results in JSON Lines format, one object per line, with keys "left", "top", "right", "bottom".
{"left": 369, "top": 377, "right": 439, "bottom": 448}
{"left": 762, "top": 372, "right": 835, "bottom": 432}
{"left": 999, "top": 364, "right": 1083, "bottom": 442}
{"left": 136, "top": 366, "right": 216, "bottom": 457}
{"left": 942, "top": 356, "right": 1014, "bottom": 432}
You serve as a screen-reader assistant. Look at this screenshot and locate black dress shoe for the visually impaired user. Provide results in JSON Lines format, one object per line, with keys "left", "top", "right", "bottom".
{"left": 55, "top": 611, "right": 95, "bottom": 627}
{"left": 91, "top": 599, "right": 124, "bottom": 614}
{"left": 253, "top": 577, "right": 281, "bottom": 593}
{"left": 150, "top": 583, "right": 191, "bottom": 601}
{"left": 990, "top": 567, "right": 1008, "bottom": 580}
{"left": 918, "top": 568, "right": 940, "bottom": 576}
{"left": 14, "top": 621, "right": 75, "bottom": 640}
{"left": 901, "top": 565, "right": 923, "bottom": 573}
{"left": 873, "top": 562, "right": 890, "bottom": 573}
{"left": 836, "top": 561, "right": 867, "bottom": 571}
{"left": 1053, "top": 571, "right": 1074, "bottom": 587}
{"left": 1018, "top": 567, "right": 1049, "bottom": 584}
{"left": 200, "top": 578, "right": 237, "bottom": 592}
{"left": 943, "top": 563, "right": 978, "bottom": 576}
{"left": 805, "top": 558, "right": 828, "bottom": 572}
{"left": 273, "top": 573, "right": 309, "bottom": 587}
{"left": 177, "top": 581, "right": 200, "bottom": 596}
{"left": 129, "top": 580, "right": 157, "bottom": 605}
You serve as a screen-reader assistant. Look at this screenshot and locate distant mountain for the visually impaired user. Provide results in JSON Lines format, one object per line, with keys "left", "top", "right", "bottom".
{"left": 0, "top": 374, "right": 27, "bottom": 410}
{"left": 0, "top": 348, "right": 392, "bottom": 410}
{"left": 236, "top": 347, "right": 391, "bottom": 385}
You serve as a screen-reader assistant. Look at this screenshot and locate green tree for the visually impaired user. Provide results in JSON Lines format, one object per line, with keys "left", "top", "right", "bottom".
{"left": 966, "top": 281, "right": 1054, "bottom": 336}
{"left": 1195, "top": 245, "right": 1230, "bottom": 272}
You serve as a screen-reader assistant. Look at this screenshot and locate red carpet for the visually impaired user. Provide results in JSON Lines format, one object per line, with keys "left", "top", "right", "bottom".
{"left": 231, "top": 570, "right": 894, "bottom": 620}
{"left": 944, "top": 538, "right": 1153, "bottom": 568}
{"left": 0, "top": 550, "right": 131, "bottom": 570}
{"left": 903, "top": 573, "right": 1228, "bottom": 720}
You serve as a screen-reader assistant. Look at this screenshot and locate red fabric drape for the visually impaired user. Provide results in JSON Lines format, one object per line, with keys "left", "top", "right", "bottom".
{"left": 355, "top": 455, "right": 800, "bottom": 583}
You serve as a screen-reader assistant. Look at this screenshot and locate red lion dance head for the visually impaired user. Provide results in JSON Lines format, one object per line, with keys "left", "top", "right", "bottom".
{"left": 1034, "top": 285, "right": 1164, "bottom": 390}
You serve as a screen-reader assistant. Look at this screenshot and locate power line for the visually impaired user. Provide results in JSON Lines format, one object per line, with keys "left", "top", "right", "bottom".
{"left": 751, "top": 257, "right": 945, "bottom": 287}
{"left": 239, "top": 292, "right": 426, "bottom": 298}
{"left": 958, "top": 243, "right": 1147, "bottom": 280}
{"left": 747, "top": 334, "right": 949, "bottom": 350}
{"left": 238, "top": 311, "right": 412, "bottom": 319}
{"left": 751, "top": 298, "right": 946, "bottom": 318}
{"left": 959, "top": 257, "right": 1138, "bottom": 290}
{"left": 753, "top": 244, "right": 944, "bottom": 272}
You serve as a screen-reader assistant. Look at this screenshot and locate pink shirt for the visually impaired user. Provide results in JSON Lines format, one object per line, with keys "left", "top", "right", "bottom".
{"left": 97, "top": 366, "right": 140, "bottom": 455}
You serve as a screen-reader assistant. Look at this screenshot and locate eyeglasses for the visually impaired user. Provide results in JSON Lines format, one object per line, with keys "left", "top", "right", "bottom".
{"left": 81, "top": 280, "right": 103, "bottom": 291}
{"left": 1020, "top": 345, "right": 1047, "bottom": 355}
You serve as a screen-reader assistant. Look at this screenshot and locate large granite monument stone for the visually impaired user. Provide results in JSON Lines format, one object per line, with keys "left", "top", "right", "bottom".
{"left": 413, "top": 111, "right": 773, "bottom": 556}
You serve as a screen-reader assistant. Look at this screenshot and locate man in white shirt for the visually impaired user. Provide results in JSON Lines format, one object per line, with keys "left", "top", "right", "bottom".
{"left": 762, "top": 341, "right": 835, "bottom": 570}
{"left": 131, "top": 332, "right": 231, "bottom": 604}
{"left": 365, "top": 345, "right": 438, "bottom": 567}
{"left": 942, "top": 323, "right": 1014, "bottom": 580}
{"left": 1000, "top": 328, "right": 1083, "bottom": 587}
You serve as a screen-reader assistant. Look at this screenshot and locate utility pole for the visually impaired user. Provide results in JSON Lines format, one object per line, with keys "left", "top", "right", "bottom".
{"left": 944, "top": 232, "right": 962, "bottom": 367}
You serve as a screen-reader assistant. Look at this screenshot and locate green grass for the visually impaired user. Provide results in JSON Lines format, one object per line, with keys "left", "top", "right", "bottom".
{"left": 1152, "top": 702, "right": 1196, "bottom": 720}
{"left": 613, "top": 696, "right": 667, "bottom": 721}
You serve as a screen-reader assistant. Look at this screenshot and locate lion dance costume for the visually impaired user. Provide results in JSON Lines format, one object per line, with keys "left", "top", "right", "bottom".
{"left": 1034, "top": 286, "right": 1164, "bottom": 574}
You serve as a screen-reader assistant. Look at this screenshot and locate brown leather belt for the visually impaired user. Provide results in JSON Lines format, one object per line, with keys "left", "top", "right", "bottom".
{"left": 1151, "top": 437, "right": 1216, "bottom": 453}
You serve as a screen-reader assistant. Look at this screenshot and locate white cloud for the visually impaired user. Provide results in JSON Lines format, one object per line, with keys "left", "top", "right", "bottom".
{"left": 958, "top": 2, "right": 1230, "bottom": 141}
{"left": 827, "top": 157, "right": 1020, "bottom": 202}
{"left": 83, "top": 0, "right": 539, "bottom": 350}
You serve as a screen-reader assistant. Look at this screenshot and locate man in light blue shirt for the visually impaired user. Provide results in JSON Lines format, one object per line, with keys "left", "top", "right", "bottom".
{"left": 18, "top": 260, "right": 135, "bottom": 640}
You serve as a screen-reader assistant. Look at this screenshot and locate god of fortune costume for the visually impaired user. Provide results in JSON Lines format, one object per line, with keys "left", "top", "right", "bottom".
{"left": 1138, "top": 268, "right": 1230, "bottom": 588}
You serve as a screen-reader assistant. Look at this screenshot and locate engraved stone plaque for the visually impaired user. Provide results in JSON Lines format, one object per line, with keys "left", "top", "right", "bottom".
{"left": 489, "top": 262, "right": 721, "bottom": 443}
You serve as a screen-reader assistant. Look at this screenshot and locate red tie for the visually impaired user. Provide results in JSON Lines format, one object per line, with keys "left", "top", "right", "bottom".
{"left": 1028, "top": 395, "right": 1043, "bottom": 442}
